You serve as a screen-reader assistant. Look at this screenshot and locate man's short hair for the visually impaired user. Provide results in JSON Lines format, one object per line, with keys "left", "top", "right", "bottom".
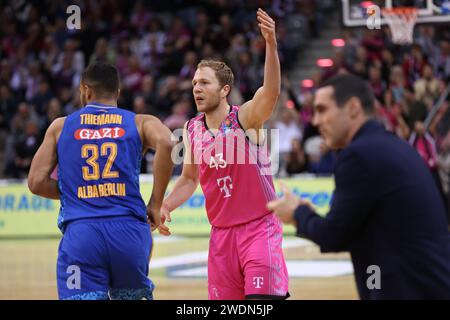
{"left": 81, "top": 61, "right": 120, "bottom": 98}
{"left": 319, "top": 74, "right": 375, "bottom": 114}
{"left": 197, "top": 59, "right": 234, "bottom": 91}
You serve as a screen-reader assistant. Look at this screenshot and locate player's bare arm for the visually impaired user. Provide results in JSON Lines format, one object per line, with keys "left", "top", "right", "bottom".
{"left": 28, "top": 117, "right": 66, "bottom": 200}
{"left": 238, "top": 9, "right": 280, "bottom": 136}
{"left": 137, "top": 114, "right": 175, "bottom": 230}
{"left": 158, "top": 121, "right": 199, "bottom": 235}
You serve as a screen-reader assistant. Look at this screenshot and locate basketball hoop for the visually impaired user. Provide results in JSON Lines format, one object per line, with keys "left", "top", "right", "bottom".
{"left": 381, "top": 7, "right": 418, "bottom": 45}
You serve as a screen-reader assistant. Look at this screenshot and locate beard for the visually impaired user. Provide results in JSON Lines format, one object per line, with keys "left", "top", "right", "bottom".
{"left": 196, "top": 93, "right": 221, "bottom": 114}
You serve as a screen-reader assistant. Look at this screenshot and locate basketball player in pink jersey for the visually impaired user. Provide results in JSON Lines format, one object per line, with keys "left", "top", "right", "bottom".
{"left": 158, "top": 8, "right": 289, "bottom": 300}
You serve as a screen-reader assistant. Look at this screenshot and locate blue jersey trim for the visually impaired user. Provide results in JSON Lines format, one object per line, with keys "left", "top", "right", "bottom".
{"left": 109, "top": 287, "right": 154, "bottom": 300}
{"left": 85, "top": 101, "right": 118, "bottom": 109}
{"left": 63, "top": 290, "right": 109, "bottom": 300}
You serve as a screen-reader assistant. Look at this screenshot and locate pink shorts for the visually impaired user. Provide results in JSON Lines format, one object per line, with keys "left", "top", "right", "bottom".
{"left": 208, "top": 213, "right": 289, "bottom": 300}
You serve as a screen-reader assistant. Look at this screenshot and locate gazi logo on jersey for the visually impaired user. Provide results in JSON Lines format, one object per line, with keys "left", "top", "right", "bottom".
{"left": 74, "top": 127, "right": 125, "bottom": 140}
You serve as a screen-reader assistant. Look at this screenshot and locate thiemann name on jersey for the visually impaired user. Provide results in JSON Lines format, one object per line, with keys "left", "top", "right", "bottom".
{"left": 77, "top": 183, "right": 126, "bottom": 199}
{"left": 80, "top": 113, "right": 123, "bottom": 125}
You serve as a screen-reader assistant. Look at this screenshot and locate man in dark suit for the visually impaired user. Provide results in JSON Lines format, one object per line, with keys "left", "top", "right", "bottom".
{"left": 268, "top": 74, "right": 450, "bottom": 299}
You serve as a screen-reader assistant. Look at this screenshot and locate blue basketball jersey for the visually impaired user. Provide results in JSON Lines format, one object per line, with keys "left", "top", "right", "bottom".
{"left": 57, "top": 102, "right": 146, "bottom": 232}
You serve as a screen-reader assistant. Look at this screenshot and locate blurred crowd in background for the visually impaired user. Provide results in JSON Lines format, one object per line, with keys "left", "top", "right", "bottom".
{"left": 0, "top": 0, "right": 332, "bottom": 178}
{"left": 0, "top": 0, "right": 449, "bottom": 214}
{"left": 274, "top": 23, "right": 450, "bottom": 217}
{"left": 275, "top": 23, "right": 450, "bottom": 215}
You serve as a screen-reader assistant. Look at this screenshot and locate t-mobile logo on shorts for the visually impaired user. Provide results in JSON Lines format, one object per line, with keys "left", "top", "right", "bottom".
{"left": 253, "top": 277, "right": 264, "bottom": 289}
{"left": 217, "top": 176, "right": 233, "bottom": 198}
{"left": 212, "top": 287, "right": 220, "bottom": 298}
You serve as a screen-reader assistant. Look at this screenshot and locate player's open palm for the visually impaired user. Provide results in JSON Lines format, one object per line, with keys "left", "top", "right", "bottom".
{"left": 257, "top": 8, "right": 276, "bottom": 45}
{"left": 267, "top": 182, "right": 312, "bottom": 224}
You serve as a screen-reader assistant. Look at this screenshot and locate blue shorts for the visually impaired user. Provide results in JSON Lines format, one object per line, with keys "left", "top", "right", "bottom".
{"left": 57, "top": 216, "right": 154, "bottom": 300}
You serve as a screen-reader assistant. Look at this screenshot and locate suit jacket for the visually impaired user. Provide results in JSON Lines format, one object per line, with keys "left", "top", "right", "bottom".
{"left": 295, "top": 119, "right": 450, "bottom": 299}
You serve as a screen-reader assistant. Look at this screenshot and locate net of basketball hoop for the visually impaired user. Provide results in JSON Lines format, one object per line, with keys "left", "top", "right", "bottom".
{"left": 381, "top": 7, "right": 418, "bottom": 45}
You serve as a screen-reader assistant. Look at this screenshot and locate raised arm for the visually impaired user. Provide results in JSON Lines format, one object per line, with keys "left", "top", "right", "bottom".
{"left": 138, "top": 114, "right": 175, "bottom": 228}
{"left": 28, "top": 117, "right": 66, "bottom": 199}
{"left": 238, "top": 8, "right": 280, "bottom": 131}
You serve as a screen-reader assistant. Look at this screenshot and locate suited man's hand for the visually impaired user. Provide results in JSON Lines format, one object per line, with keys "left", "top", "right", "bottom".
{"left": 267, "top": 182, "right": 312, "bottom": 224}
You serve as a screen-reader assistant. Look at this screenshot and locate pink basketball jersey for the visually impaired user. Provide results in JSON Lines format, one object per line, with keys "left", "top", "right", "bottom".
{"left": 187, "top": 105, "right": 276, "bottom": 228}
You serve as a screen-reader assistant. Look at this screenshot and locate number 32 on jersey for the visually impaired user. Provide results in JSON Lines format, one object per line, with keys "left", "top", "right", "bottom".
{"left": 81, "top": 142, "right": 119, "bottom": 181}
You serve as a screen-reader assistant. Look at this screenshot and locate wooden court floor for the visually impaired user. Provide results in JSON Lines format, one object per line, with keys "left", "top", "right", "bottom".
{"left": 0, "top": 237, "right": 358, "bottom": 300}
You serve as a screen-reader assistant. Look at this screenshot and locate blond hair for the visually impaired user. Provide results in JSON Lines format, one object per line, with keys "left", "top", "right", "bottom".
{"left": 197, "top": 59, "right": 234, "bottom": 90}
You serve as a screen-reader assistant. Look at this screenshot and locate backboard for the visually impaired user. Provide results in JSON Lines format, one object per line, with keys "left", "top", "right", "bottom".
{"left": 342, "top": 0, "right": 450, "bottom": 27}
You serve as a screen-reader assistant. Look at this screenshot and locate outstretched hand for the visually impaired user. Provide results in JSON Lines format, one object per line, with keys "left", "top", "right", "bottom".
{"left": 257, "top": 8, "right": 277, "bottom": 46}
{"left": 267, "top": 182, "right": 312, "bottom": 225}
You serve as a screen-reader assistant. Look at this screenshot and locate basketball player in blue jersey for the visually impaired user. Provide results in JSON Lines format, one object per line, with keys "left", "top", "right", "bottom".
{"left": 28, "top": 62, "right": 174, "bottom": 300}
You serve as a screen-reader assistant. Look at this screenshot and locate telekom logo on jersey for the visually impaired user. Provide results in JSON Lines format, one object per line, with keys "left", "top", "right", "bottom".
{"left": 74, "top": 128, "right": 125, "bottom": 140}
{"left": 217, "top": 176, "right": 233, "bottom": 198}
